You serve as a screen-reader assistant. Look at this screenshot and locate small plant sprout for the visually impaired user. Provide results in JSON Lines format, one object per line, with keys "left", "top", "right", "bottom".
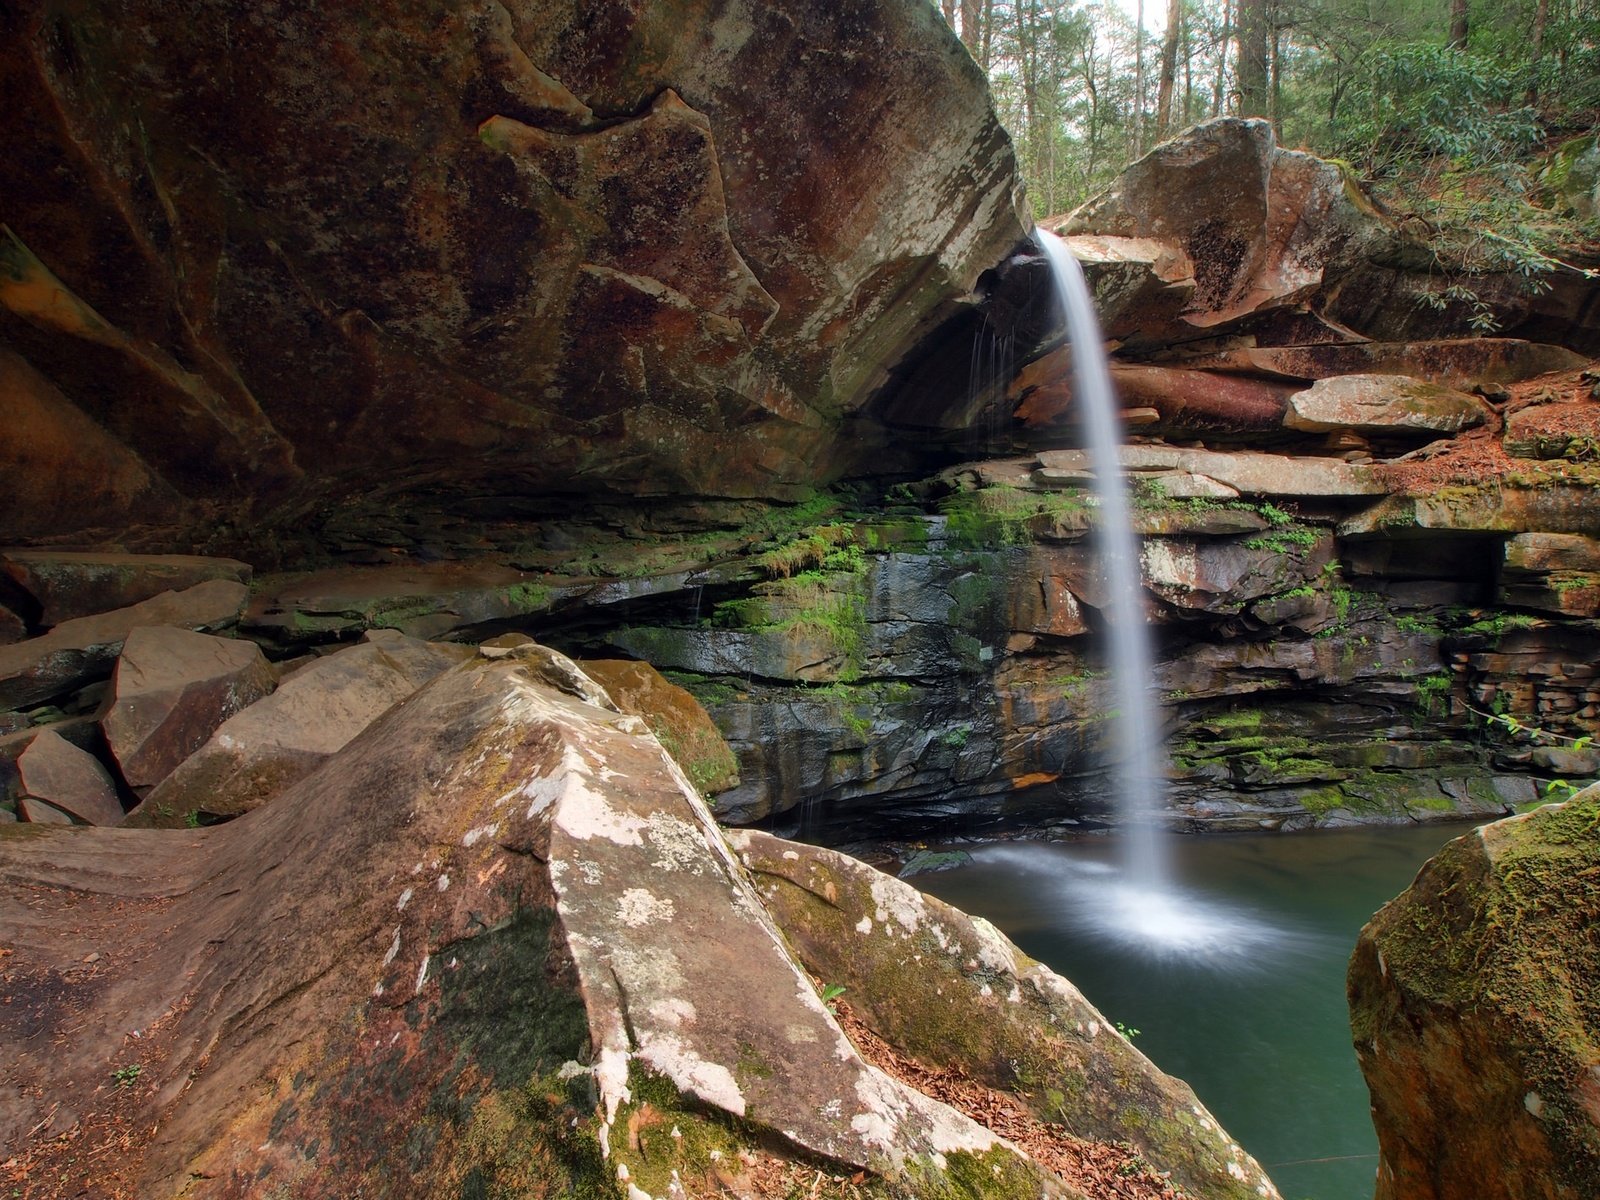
{"left": 819, "top": 983, "right": 847, "bottom": 1013}
{"left": 113, "top": 1064, "right": 143, "bottom": 1087}
{"left": 1115, "top": 1021, "right": 1141, "bottom": 1040}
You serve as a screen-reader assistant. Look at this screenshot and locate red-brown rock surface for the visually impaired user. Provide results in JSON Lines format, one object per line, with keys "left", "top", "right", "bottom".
{"left": 101, "top": 627, "right": 277, "bottom": 793}
{"left": 0, "top": 0, "right": 1028, "bottom": 546}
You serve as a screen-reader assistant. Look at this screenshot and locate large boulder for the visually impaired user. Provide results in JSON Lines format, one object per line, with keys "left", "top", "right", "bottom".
{"left": 0, "top": 0, "right": 1028, "bottom": 545}
{"left": 0, "top": 648, "right": 1257, "bottom": 1198}
{"left": 1349, "top": 787, "right": 1600, "bottom": 1200}
{"left": 101, "top": 627, "right": 277, "bottom": 793}
{"left": 734, "top": 830, "right": 1282, "bottom": 1199}
{"left": 0, "top": 580, "right": 249, "bottom": 711}
{"left": 128, "top": 629, "right": 473, "bottom": 826}
{"left": 1059, "top": 118, "right": 1390, "bottom": 331}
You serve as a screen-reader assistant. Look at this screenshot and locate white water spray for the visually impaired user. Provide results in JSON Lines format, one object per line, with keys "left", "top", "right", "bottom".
{"left": 1036, "top": 230, "right": 1174, "bottom": 914}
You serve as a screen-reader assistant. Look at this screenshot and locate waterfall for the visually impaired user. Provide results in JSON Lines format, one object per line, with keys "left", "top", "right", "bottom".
{"left": 1035, "top": 230, "right": 1171, "bottom": 898}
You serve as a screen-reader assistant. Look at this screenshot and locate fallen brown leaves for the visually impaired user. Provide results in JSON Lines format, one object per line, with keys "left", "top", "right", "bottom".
{"left": 832, "top": 1000, "right": 1191, "bottom": 1200}
{"left": 1377, "top": 363, "right": 1600, "bottom": 494}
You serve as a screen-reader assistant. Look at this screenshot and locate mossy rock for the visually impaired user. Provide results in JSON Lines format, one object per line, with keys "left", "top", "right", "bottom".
{"left": 1349, "top": 786, "right": 1600, "bottom": 1199}
{"left": 733, "top": 831, "right": 1281, "bottom": 1200}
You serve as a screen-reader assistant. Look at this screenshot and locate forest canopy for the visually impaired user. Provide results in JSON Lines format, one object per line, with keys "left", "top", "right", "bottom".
{"left": 938, "top": 0, "right": 1600, "bottom": 274}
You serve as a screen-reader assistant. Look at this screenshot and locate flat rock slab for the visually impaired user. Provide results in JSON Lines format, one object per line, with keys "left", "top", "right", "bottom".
{"left": 1340, "top": 487, "right": 1600, "bottom": 538}
{"left": 1039, "top": 445, "right": 1384, "bottom": 498}
{"left": 1284, "top": 374, "right": 1492, "bottom": 436}
{"left": 1178, "top": 339, "right": 1585, "bottom": 387}
{"left": 246, "top": 562, "right": 559, "bottom": 642}
{"left": 0, "top": 551, "right": 251, "bottom": 628}
{"left": 0, "top": 580, "right": 249, "bottom": 711}
{"left": 16, "top": 728, "right": 123, "bottom": 825}
{"left": 102, "top": 627, "right": 277, "bottom": 793}
{"left": 128, "top": 630, "right": 474, "bottom": 826}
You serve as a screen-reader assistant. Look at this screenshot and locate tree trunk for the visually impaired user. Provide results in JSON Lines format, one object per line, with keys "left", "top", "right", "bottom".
{"left": 961, "top": 0, "right": 982, "bottom": 55}
{"left": 1526, "top": 0, "right": 1549, "bottom": 102}
{"left": 1448, "top": 0, "right": 1469, "bottom": 49}
{"left": 943, "top": 0, "right": 956, "bottom": 29}
{"left": 1154, "top": 0, "right": 1183, "bottom": 140}
{"left": 1269, "top": 5, "right": 1282, "bottom": 133}
{"left": 1211, "top": 0, "right": 1231, "bottom": 117}
{"left": 1133, "top": 0, "right": 1147, "bottom": 154}
{"left": 1235, "top": 0, "right": 1269, "bottom": 117}
{"left": 980, "top": 0, "right": 996, "bottom": 69}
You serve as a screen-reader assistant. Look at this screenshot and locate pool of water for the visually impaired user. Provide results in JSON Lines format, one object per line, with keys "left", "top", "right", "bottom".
{"left": 912, "top": 822, "right": 1477, "bottom": 1200}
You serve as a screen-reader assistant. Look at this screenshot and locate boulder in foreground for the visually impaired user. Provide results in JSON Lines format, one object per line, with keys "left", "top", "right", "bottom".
{"left": 2, "top": 650, "right": 1269, "bottom": 1199}
{"left": 1349, "top": 785, "right": 1600, "bottom": 1200}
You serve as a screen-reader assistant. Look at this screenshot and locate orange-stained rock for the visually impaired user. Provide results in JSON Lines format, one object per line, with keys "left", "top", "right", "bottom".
{"left": 1011, "top": 356, "right": 1292, "bottom": 433}
{"left": 101, "top": 628, "right": 277, "bottom": 793}
{"left": 580, "top": 659, "right": 739, "bottom": 794}
{"left": 16, "top": 729, "right": 123, "bottom": 825}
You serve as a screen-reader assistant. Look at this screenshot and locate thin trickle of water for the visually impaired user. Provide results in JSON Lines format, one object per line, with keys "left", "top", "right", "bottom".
{"left": 1035, "top": 230, "right": 1171, "bottom": 899}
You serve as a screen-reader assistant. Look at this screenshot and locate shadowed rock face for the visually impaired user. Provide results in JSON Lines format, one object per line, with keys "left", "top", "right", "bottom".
{"left": 0, "top": 0, "right": 1028, "bottom": 544}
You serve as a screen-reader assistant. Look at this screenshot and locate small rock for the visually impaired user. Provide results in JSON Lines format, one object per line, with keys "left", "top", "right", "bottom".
{"left": 17, "top": 729, "right": 124, "bottom": 825}
{"left": 17, "top": 795, "right": 74, "bottom": 823}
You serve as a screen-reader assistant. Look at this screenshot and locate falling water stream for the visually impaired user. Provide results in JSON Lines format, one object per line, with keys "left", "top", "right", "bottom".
{"left": 1037, "top": 230, "right": 1291, "bottom": 958}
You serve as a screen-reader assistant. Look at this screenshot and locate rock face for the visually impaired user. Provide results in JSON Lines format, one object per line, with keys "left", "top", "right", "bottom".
{"left": 1349, "top": 786, "right": 1600, "bottom": 1200}
{"left": 735, "top": 830, "right": 1280, "bottom": 1199}
{"left": 0, "top": 0, "right": 1027, "bottom": 544}
{"left": 0, "top": 650, "right": 1261, "bottom": 1199}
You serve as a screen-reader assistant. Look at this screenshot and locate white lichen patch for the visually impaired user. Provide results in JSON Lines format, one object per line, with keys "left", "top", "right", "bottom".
{"left": 786, "top": 1024, "right": 819, "bottom": 1044}
{"left": 436, "top": 873, "right": 450, "bottom": 892}
{"left": 851, "top": 1065, "right": 998, "bottom": 1160}
{"left": 869, "top": 873, "right": 926, "bottom": 935}
{"left": 968, "top": 916, "right": 1018, "bottom": 975}
{"left": 647, "top": 810, "right": 710, "bottom": 875}
{"left": 414, "top": 954, "right": 430, "bottom": 995}
{"left": 382, "top": 927, "right": 402, "bottom": 966}
{"left": 855, "top": 915, "right": 872, "bottom": 934}
{"left": 462, "top": 821, "right": 499, "bottom": 847}
{"left": 637, "top": 1031, "right": 747, "bottom": 1115}
{"left": 1227, "top": 1161, "right": 1248, "bottom": 1181}
{"left": 618, "top": 888, "right": 676, "bottom": 927}
{"left": 396, "top": 887, "right": 413, "bottom": 911}
{"left": 649, "top": 997, "right": 697, "bottom": 1028}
